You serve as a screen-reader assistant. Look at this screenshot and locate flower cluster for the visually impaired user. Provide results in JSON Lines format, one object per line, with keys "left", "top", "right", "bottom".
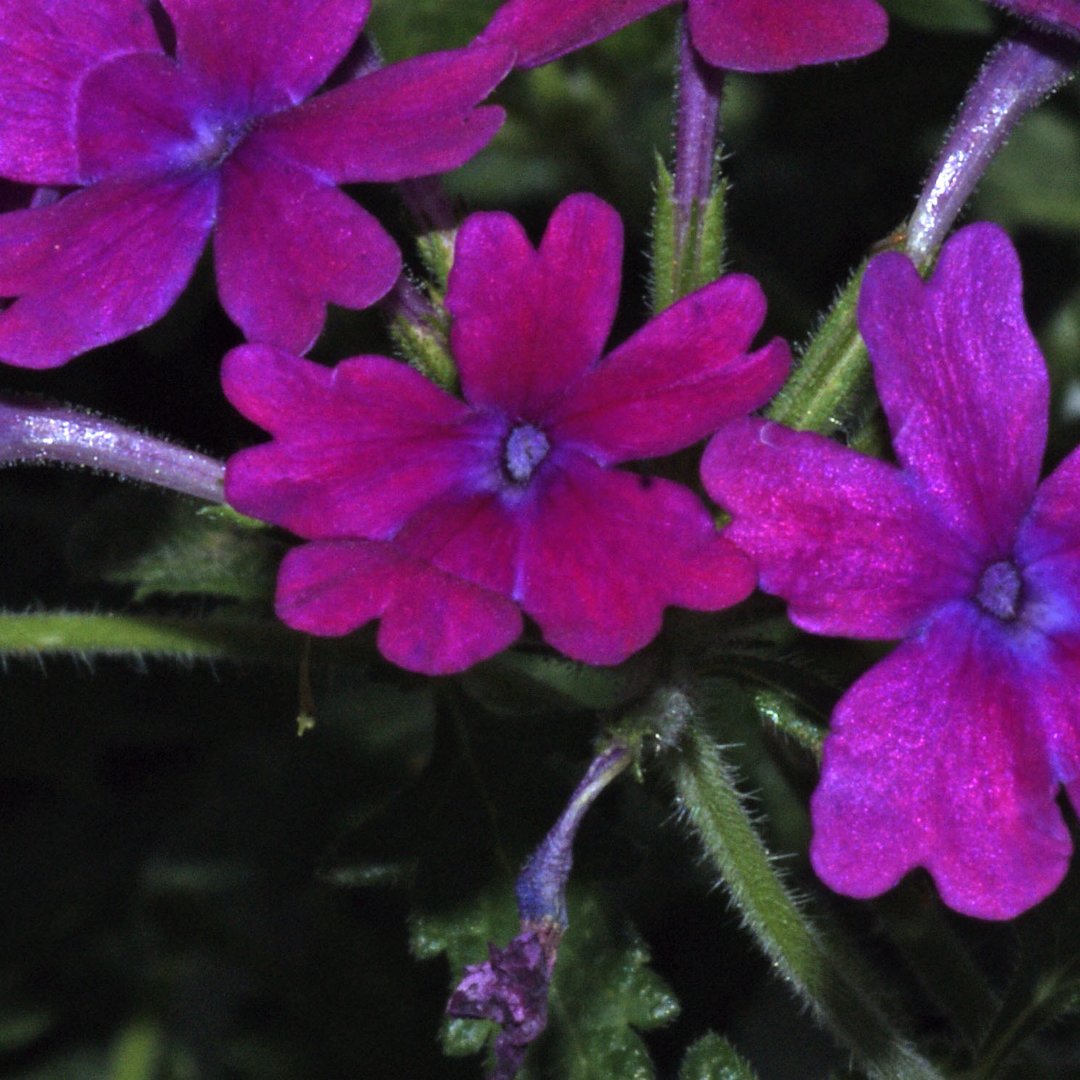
{"left": 3, "top": 0, "right": 1080, "bottom": 963}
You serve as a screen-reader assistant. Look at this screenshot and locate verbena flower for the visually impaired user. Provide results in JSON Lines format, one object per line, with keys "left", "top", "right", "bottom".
{"left": 986, "top": 1, "right": 1080, "bottom": 39}
{"left": 477, "top": 0, "right": 888, "bottom": 71}
{"left": 702, "top": 223, "right": 1080, "bottom": 920}
{"left": 0, "top": 0, "right": 510, "bottom": 368}
{"left": 223, "top": 193, "right": 790, "bottom": 675}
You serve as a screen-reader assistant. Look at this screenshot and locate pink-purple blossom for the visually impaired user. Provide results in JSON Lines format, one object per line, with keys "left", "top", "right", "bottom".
{"left": 478, "top": 0, "right": 888, "bottom": 72}
{"left": 0, "top": 0, "right": 510, "bottom": 368}
{"left": 987, "top": 0, "right": 1080, "bottom": 39}
{"left": 701, "top": 224, "right": 1080, "bottom": 920}
{"left": 223, "top": 193, "right": 790, "bottom": 675}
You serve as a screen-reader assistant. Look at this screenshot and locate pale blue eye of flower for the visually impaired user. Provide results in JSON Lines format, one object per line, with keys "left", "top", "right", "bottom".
{"left": 503, "top": 422, "right": 550, "bottom": 484}
{"left": 975, "top": 559, "right": 1023, "bottom": 621}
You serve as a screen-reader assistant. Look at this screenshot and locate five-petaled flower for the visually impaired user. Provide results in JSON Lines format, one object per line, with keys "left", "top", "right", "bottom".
{"left": 986, "top": 0, "right": 1080, "bottom": 39}
{"left": 477, "top": 0, "right": 888, "bottom": 72}
{"left": 0, "top": 0, "right": 510, "bottom": 367}
{"left": 702, "top": 223, "right": 1080, "bottom": 920}
{"left": 223, "top": 193, "right": 790, "bottom": 675}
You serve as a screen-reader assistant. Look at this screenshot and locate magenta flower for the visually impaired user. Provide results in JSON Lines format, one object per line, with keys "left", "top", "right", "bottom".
{"left": 477, "top": 0, "right": 887, "bottom": 72}
{"left": 0, "top": 0, "right": 510, "bottom": 368}
{"left": 223, "top": 193, "right": 790, "bottom": 674}
{"left": 987, "top": 1, "right": 1080, "bottom": 39}
{"left": 701, "top": 224, "right": 1080, "bottom": 920}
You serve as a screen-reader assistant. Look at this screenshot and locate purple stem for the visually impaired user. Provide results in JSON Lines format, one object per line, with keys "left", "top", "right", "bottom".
{"left": 907, "top": 28, "right": 1080, "bottom": 269}
{"left": 0, "top": 396, "right": 225, "bottom": 503}
{"left": 381, "top": 273, "right": 437, "bottom": 325}
{"left": 398, "top": 175, "right": 460, "bottom": 235}
{"left": 515, "top": 742, "right": 632, "bottom": 927}
{"left": 673, "top": 14, "right": 724, "bottom": 245}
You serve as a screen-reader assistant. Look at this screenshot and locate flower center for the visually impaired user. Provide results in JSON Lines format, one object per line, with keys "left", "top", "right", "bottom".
{"left": 975, "top": 559, "right": 1023, "bottom": 621}
{"left": 503, "top": 423, "right": 550, "bottom": 485}
{"left": 183, "top": 115, "right": 252, "bottom": 170}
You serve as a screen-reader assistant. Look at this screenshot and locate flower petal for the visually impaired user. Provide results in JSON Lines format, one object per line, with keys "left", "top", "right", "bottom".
{"left": 1017, "top": 443, "right": 1080, "bottom": 638}
{"left": 811, "top": 604, "right": 1071, "bottom": 920}
{"left": 214, "top": 141, "right": 400, "bottom": 353}
{"left": 257, "top": 45, "right": 511, "bottom": 183}
{"left": 160, "top": 0, "right": 370, "bottom": 115}
{"left": 222, "top": 346, "right": 501, "bottom": 540}
{"left": 0, "top": 0, "right": 159, "bottom": 183}
{"left": 701, "top": 419, "right": 976, "bottom": 638}
{"left": 76, "top": 52, "right": 212, "bottom": 181}
{"left": 859, "top": 224, "right": 1048, "bottom": 558}
{"left": 448, "top": 194, "right": 623, "bottom": 419}
{"left": 548, "top": 275, "right": 789, "bottom": 463}
{"left": 518, "top": 455, "right": 754, "bottom": 664}
{"left": 395, "top": 489, "right": 524, "bottom": 597}
{"left": 689, "top": 0, "right": 887, "bottom": 72}
{"left": 276, "top": 539, "right": 522, "bottom": 674}
{"left": 477, "top": 0, "right": 669, "bottom": 69}
{"left": 0, "top": 174, "right": 216, "bottom": 368}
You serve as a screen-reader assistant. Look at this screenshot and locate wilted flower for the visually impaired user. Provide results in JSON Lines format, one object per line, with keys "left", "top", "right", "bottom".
{"left": 447, "top": 743, "right": 631, "bottom": 1079}
{"left": 0, "top": 0, "right": 509, "bottom": 367}
{"left": 702, "top": 223, "right": 1080, "bottom": 920}
{"left": 478, "top": 0, "right": 887, "bottom": 71}
{"left": 223, "top": 193, "right": 789, "bottom": 674}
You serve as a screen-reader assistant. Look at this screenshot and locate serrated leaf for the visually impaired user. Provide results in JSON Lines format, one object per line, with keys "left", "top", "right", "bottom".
{"left": 70, "top": 494, "right": 280, "bottom": 603}
{"left": 416, "top": 885, "right": 678, "bottom": 1078}
{"left": 679, "top": 1032, "right": 759, "bottom": 1080}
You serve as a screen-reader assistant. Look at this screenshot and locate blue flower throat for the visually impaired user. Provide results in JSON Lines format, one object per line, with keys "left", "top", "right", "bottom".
{"left": 504, "top": 422, "right": 550, "bottom": 484}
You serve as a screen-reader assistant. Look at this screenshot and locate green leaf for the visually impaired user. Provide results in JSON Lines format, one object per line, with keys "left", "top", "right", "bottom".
{"left": 975, "top": 110, "right": 1080, "bottom": 233}
{"left": 679, "top": 1032, "right": 759, "bottom": 1080}
{"left": 365, "top": 0, "right": 498, "bottom": 58}
{"left": 881, "top": 0, "right": 993, "bottom": 33}
{"left": 413, "top": 885, "right": 678, "bottom": 1078}
{"left": 71, "top": 494, "right": 279, "bottom": 603}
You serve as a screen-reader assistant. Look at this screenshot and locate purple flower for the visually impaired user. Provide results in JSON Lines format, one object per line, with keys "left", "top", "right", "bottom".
{"left": 477, "top": 0, "right": 888, "bottom": 72}
{"left": 987, "top": 1, "right": 1080, "bottom": 39}
{"left": 448, "top": 922, "right": 562, "bottom": 1080}
{"left": 0, "top": 0, "right": 510, "bottom": 368}
{"left": 701, "top": 223, "right": 1080, "bottom": 920}
{"left": 223, "top": 193, "right": 790, "bottom": 675}
{"left": 446, "top": 743, "right": 630, "bottom": 1079}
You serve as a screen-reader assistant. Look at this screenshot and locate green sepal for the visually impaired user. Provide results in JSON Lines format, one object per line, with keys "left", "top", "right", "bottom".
{"left": 751, "top": 688, "right": 825, "bottom": 760}
{"left": 388, "top": 302, "right": 458, "bottom": 392}
{"left": 415, "top": 228, "right": 457, "bottom": 295}
{"left": 650, "top": 155, "right": 728, "bottom": 313}
{"left": 679, "top": 1032, "right": 759, "bottom": 1080}
{"left": 766, "top": 260, "right": 872, "bottom": 438}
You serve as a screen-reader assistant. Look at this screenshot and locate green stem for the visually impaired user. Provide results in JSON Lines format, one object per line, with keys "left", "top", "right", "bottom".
{"left": 0, "top": 611, "right": 306, "bottom": 663}
{"left": 766, "top": 262, "right": 872, "bottom": 438}
{"left": 669, "top": 720, "right": 943, "bottom": 1080}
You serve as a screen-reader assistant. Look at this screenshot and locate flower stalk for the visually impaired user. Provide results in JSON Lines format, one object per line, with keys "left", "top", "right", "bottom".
{"left": 0, "top": 395, "right": 225, "bottom": 502}
{"left": 907, "top": 29, "right": 1080, "bottom": 270}
{"left": 669, "top": 717, "right": 944, "bottom": 1080}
